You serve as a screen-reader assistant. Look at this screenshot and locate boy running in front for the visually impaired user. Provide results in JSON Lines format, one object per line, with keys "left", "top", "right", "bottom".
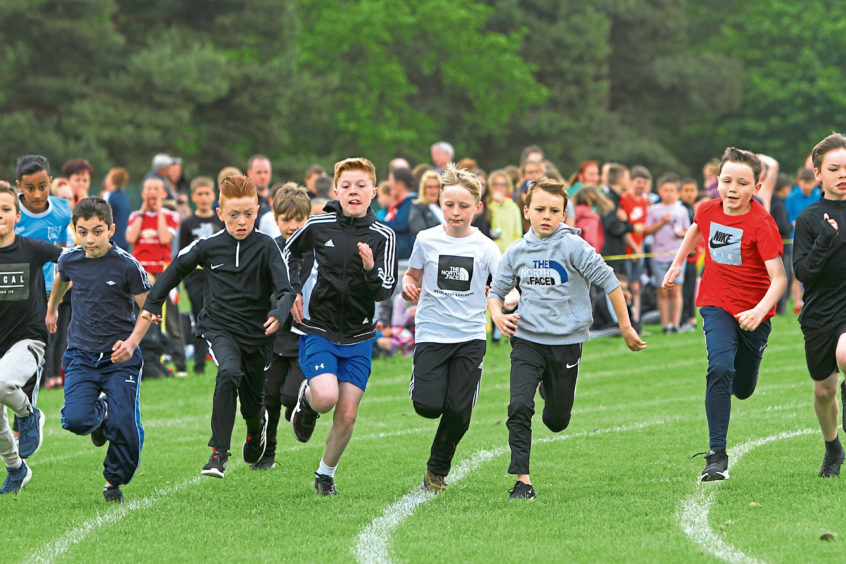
{"left": 663, "top": 147, "right": 786, "bottom": 482}
{"left": 47, "top": 198, "right": 154, "bottom": 502}
{"left": 489, "top": 178, "right": 646, "bottom": 500}
{"left": 793, "top": 132, "right": 846, "bottom": 477}
{"left": 402, "top": 164, "right": 501, "bottom": 492}
{"left": 285, "top": 157, "right": 398, "bottom": 496}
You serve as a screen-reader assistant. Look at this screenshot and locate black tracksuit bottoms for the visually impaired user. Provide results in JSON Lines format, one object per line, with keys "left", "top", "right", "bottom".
{"left": 205, "top": 332, "right": 270, "bottom": 452}
{"left": 410, "top": 340, "right": 486, "bottom": 477}
{"left": 507, "top": 337, "right": 582, "bottom": 475}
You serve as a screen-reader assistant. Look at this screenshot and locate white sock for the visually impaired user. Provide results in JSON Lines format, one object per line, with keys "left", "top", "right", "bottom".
{"left": 317, "top": 459, "right": 337, "bottom": 478}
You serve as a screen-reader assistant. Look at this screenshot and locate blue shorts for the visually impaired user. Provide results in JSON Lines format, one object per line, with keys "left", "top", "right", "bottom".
{"left": 298, "top": 334, "right": 373, "bottom": 391}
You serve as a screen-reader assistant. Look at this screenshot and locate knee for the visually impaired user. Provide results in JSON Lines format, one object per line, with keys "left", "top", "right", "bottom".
{"left": 413, "top": 400, "right": 442, "bottom": 419}
{"left": 814, "top": 382, "right": 837, "bottom": 403}
{"left": 733, "top": 388, "right": 754, "bottom": 401}
{"left": 62, "top": 408, "right": 94, "bottom": 435}
{"left": 0, "top": 381, "right": 16, "bottom": 400}
{"left": 507, "top": 399, "right": 534, "bottom": 422}
{"left": 308, "top": 387, "right": 338, "bottom": 413}
{"left": 543, "top": 412, "right": 571, "bottom": 433}
{"left": 334, "top": 407, "right": 357, "bottom": 432}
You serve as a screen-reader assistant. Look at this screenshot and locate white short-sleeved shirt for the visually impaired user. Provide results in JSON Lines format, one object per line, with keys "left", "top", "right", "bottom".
{"left": 408, "top": 226, "right": 501, "bottom": 343}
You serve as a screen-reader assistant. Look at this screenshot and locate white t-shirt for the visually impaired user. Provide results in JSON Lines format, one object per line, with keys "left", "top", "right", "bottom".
{"left": 258, "top": 210, "right": 281, "bottom": 238}
{"left": 408, "top": 225, "right": 501, "bottom": 344}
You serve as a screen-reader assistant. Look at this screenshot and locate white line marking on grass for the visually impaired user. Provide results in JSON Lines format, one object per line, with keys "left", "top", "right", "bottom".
{"left": 678, "top": 428, "right": 816, "bottom": 564}
{"left": 354, "top": 419, "right": 668, "bottom": 564}
{"left": 26, "top": 476, "right": 201, "bottom": 564}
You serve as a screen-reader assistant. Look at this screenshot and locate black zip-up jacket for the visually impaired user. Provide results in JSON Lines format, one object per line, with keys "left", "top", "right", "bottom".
{"left": 144, "top": 228, "right": 294, "bottom": 344}
{"left": 273, "top": 234, "right": 313, "bottom": 357}
{"left": 283, "top": 200, "right": 398, "bottom": 344}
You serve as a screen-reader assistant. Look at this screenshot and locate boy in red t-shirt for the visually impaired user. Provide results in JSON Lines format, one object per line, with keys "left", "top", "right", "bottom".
{"left": 620, "top": 166, "right": 651, "bottom": 327}
{"left": 664, "top": 147, "right": 786, "bottom": 482}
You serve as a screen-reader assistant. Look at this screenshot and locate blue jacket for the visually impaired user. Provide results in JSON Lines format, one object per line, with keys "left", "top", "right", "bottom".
{"left": 384, "top": 193, "right": 417, "bottom": 259}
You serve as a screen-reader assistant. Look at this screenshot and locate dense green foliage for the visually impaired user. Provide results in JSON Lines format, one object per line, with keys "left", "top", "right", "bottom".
{"left": 0, "top": 0, "right": 841, "bottom": 182}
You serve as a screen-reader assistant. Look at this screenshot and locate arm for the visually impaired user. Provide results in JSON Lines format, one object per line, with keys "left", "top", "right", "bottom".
{"left": 125, "top": 211, "right": 144, "bottom": 245}
{"left": 401, "top": 266, "right": 423, "bottom": 303}
{"left": 662, "top": 223, "right": 702, "bottom": 288}
{"left": 157, "top": 210, "right": 175, "bottom": 246}
{"left": 488, "top": 296, "right": 520, "bottom": 338}
{"left": 265, "top": 242, "right": 295, "bottom": 335}
{"left": 642, "top": 214, "right": 671, "bottom": 236}
{"left": 487, "top": 250, "right": 519, "bottom": 336}
{"left": 45, "top": 276, "right": 71, "bottom": 333}
{"left": 601, "top": 209, "right": 633, "bottom": 238}
{"left": 143, "top": 242, "right": 202, "bottom": 316}
{"left": 757, "top": 154, "right": 778, "bottom": 212}
{"left": 607, "top": 286, "right": 646, "bottom": 351}
{"left": 734, "top": 256, "right": 787, "bottom": 331}
{"left": 793, "top": 212, "right": 837, "bottom": 285}
{"left": 360, "top": 231, "right": 398, "bottom": 302}
{"left": 111, "top": 292, "right": 159, "bottom": 362}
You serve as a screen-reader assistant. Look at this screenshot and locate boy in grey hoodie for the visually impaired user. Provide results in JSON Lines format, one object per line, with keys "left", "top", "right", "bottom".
{"left": 489, "top": 178, "right": 646, "bottom": 500}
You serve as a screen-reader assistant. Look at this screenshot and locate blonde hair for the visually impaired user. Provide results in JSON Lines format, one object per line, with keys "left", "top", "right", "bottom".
{"left": 416, "top": 171, "right": 442, "bottom": 205}
{"left": 333, "top": 157, "right": 377, "bottom": 188}
{"left": 487, "top": 169, "right": 515, "bottom": 196}
{"left": 217, "top": 166, "right": 242, "bottom": 188}
{"left": 439, "top": 162, "right": 481, "bottom": 203}
{"left": 273, "top": 182, "right": 311, "bottom": 220}
{"left": 524, "top": 177, "right": 568, "bottom": 209}
{"left": 219, "top": 175, "right": 257, "bottom": 206}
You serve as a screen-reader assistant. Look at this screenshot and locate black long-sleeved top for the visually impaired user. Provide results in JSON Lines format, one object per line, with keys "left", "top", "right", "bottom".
{"left": 283, "top": 200, "right": 398, "bottom": 344}
{"left": 144, "top": 228, "right": 294, "bottom": 344}
{"left": 600, "top": 187, "right": 634, "bottom": 258}
{"left": 793, "top": 198, "right": 846, "bottom": 329}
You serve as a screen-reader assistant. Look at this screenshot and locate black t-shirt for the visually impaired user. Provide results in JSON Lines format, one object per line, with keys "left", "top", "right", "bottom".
{"left": 0, "top": 236, "right": 62, "bottom": 352}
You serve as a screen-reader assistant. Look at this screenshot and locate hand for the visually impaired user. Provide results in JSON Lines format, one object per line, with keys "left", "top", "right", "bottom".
{"left": 402, "top": 283, "right": 421, "bottom": 303}
{"left": 140, "top": 310, "right": 162, "bottom": 325}
{"left": 111, "top": 338, "right": 137, "bottom": 363}
{"left": 291, "top": 294, "right": 303, "bottom": 324}
{"left": 264, "top": 315, "right": 279, "bottom": 335}
{"left": 358, "top": 242, "right": 374, "bottom": 271}
{"left": 621, "top": 326, "right": 647, "bottom": 351}
{"left": 616, "top": 208, "right": 628, "bottom": 222}
{"left": 45, "top": 309, "right": 58, "bottom": 333}
{"left": 735, "top": 308, "right": 764, "bottom": 332}
{"left": 824, "top": 212, "right": 839, "bottom": 231}
{"left": 493, "top": 312, "right": 520, "bottom": 338}
{"left": 662, "top": 265, "right": 681, "bottom": 288}
{"left": 633, "top": 223, "right": 644, "bottom": 234}
{"left": 662, "top": 214, "right": 672, "bottom": 223}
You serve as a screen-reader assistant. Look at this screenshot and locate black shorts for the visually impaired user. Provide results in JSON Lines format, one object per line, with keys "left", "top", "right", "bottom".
{"left": 410, "top": 340, "right": 486, "bottom": 412}
{"left": 802, "top": 319, "right": 846, "bottom": 381}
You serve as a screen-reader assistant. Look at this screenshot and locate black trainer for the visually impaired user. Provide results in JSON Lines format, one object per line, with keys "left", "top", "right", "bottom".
{"left": 242, "top": 415, "right": 268, "bottom": 464}
{"left": 315, "top": 472, "right": 338, "bottom": 496}
{"left": 103, "top": 484, "right": 125, "bottom": 503}
{"left": 291, "top": 380, "right": 319, "bottom": 443}
{"left": 201, "top": 449, "right": 230, "bottom": 478}
{"left": 508, "top": 481, "right": 537, "bottom": 500}
{"left": 700, "top": 449, "right": 729, "bottom": 482}
{"left": 421, "top": 469, "right": 447, "bottom": 493}
{"left": 91, "top": 394, "right": 109, "bottom": 447}
{"left": 250, "top": 452, "right": 276, "bottom": 470}
{"left": 820, "top": 449, "right": 845, "bottom": 478}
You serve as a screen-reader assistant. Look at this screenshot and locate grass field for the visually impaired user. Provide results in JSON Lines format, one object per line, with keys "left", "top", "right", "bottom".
{"left": 4, "top": 314, "right": 845, "bottom": 563}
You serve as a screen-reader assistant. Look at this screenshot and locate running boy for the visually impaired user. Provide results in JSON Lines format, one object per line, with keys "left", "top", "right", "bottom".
{"left": 125, "top": 176, "right": 295, "bottom": 478}
{"left": 251, "top": 184, "right": 312, "bottom": 471}
{"left": 46, "top": 198, "right": 154, "bottom": 502}
{"left": 401, "top": 164, "right": 501, "bottom": 492}
{"left": 489, "top": 178, "right": 646, "bottom": 500}
{"left": 793, "top": 132, "right": 846, "bottom": 477}
{"left": 0, "top": 185, "right": 61, "bottom": 493}
{"left": 285, "top": 157, "right": 398, "bottom": 496}
{"left": 663, "top": 147, "right": 786, "bottom": 482}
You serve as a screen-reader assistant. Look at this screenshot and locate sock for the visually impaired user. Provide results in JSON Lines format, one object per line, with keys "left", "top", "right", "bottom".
{"left": 825, "top": 435, "right": 843, "bottom": 456}
{"left": 317, "top": 459, "right": 337, "bottom": 478}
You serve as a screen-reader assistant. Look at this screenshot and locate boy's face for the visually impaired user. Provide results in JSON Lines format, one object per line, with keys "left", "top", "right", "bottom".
{"left": 16, "top": 170, "right": 52, "bottom": 213}
{"left": 68, "top": 171, "right": 91, "bottom": 198}
{"left": 376, "top": 190, "right": 393, "bottom": 209}
{"left": 440, "top": 184, "right": 479, "bottom": 235}
{"left": 631, "top": 177, "right": 650, "bottom": 196}
{"left": 217, "top": 196, "right": 258, "bottom": 240}
{"left": 336, "top": 170, "right": 375, "bottom": 218}
{"left": 142, "top": 181, "right": 165, "bottom": 210}
{"left": 277, "top": 213, "right": 307, "bottom": 239}
{"left": 75, "top": 215, "right": 115, "bottom": 259}
{"left": 0, "top": 193, "right": 20, "bottom": 237}
{"left": 191, "top": 185, "right": 215, "bottom": 211}
{"left": 679, "top": 182, "right": 697, "bottom": 204}
{"left": 816, "top": 147, "right": 846, "bottom": 201}
{"left": 524, "top": 189, "right": 566, "bottom": 239}
{"left": 717, "top": 161, "right": 760, "bottom": 215}
{"left": 658, "top": 183, "right": 679, "bottom": 204}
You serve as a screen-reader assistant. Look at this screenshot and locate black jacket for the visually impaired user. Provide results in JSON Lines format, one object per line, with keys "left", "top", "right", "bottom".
{"left": 144, "top": 228, "right": 294, "bottom": 344}
{"left": 283, "top": 200, "right": 398, "bottom": 344}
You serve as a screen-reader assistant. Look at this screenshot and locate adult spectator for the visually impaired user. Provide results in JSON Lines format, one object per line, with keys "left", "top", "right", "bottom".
{"left": 167, "top": 156, "right": 191, "bottom": 217}
{"left": 430, "top": 141, "right": 454, "bottom": 173}
{"left": 247, "top": 154, "right": 273, "bottom": 216}
{"left": 389, "top": 157, "right": 410, "bottom": 173}
{"left": 519, "top": 144, "right": 544, "bottom": 166}
{"left": 304, "top": 164, "right": 327, "bottom": 197}
{"left": 384, "top": 167, "right": 418, "bottom": 261}
{"left": 408, "top": 170, "right": 443, "bottom": 239}
{"left": 568, "top": 161, "right": 600, "bottom": 197}
{"left": 143, "top": 153, "right": 177, "bottom": 200}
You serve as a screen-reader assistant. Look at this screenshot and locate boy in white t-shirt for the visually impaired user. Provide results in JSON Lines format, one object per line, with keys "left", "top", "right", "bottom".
{"left": 402, "top": 163, "right": 501, "bottom": 493}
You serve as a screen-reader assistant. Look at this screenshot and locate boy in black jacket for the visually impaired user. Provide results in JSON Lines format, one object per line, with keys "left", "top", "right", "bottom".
{"left": 284, "top": 157, "right": 398, "bottom": 495}
{"left": 117, "top": 176, "right": 294, "bottom": 478}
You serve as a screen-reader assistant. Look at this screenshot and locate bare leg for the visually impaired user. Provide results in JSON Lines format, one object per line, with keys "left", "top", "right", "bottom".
{"left": 321, "top": 382, "right": 364, "bottom": 467}
{"left": 814, "top": 372, "right": 839, "bottom": 442}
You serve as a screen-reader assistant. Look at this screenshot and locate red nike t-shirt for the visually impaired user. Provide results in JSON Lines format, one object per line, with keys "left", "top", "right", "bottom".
{"left": 129, "top": 209, "right": 179, "bottom": 274}
{"left": 695, "top": 199, "right": 783, "bottom": 319}
{"left": 620, "top": 192, "right": 648, "bottom": 253}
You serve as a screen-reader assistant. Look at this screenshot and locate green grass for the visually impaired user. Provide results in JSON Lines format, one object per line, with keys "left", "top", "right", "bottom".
{"left": 4, "top": 314, "right": 844, "bottom": 563}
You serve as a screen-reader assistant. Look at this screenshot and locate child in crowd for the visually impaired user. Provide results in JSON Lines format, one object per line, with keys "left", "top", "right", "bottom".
{"left": 0, "top": 185, "right": 62, "bottom": 493}
{"left": 621, "top": 165, "right": 651, "bottom": 329}
{"left": 571, "top": 185, "right": 612, "bottom": 254}
{"left": 126, "top": 176, "right": 294, "bottom": 478}
{"left": 401, "top": 163, "right": 501, "bottom": 492}
{"left": 285, "top": 157, "right": 398, "bottom": 496}
{"left": 127, "top": 177, "right": 186, "bottom": 376}
{"left": 251, "top": 184, "right": 312, "bottom": 471}
{"left": 793, "top": 132, "right": 846, "bottom": 477}
{"left": 663, "top": 147, "right": 786, "bottom": 481}
{"left": 47, "top": 198, "right": 154, "bottom": 503}
{"left": 489, "top": 178, "right": 646, "bottom": 500}
{"left": 679, "top": 178, "right": 700, "bottom": 329}
{"left": 177, "top": 177, "right": 225, "bottom": 374}
{"left": 102, "top": 167, "right": 131, "bottom": 251}
{"left": 487, "top": 169, "right": 523, "bottom": 254}
{"left": 644, "top": 173, "right": 690, "bottom": 332}
{"left": 62, "top": 158, "right": 94, "bottom": 206}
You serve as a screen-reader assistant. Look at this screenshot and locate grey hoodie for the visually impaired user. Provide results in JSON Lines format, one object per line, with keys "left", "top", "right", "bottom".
{"left": 490, "top": 223, "right": 619, "bottom": 345}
